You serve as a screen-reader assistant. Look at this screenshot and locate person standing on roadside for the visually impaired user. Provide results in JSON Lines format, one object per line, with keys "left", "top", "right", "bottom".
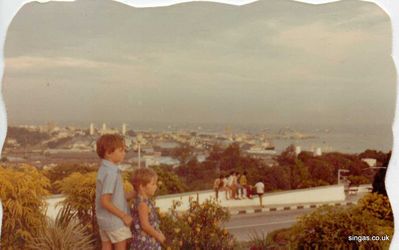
{"left": 254, "top": 179, "right": 265, "bottom": 207}
{"left": 213, "top": 175, "right": 223, "bottom": 200}
{"left": 239, "top": 171, "right": 248, "bottom": 198}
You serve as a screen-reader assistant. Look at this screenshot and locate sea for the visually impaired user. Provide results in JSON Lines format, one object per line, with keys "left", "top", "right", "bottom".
{"left": 14, "top": 120, "right": 393, "bottom": 155}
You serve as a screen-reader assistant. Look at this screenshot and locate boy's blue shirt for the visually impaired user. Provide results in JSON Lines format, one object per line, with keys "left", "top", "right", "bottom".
{"left": 95, "top": 159, "right": 129, "bottom": 231}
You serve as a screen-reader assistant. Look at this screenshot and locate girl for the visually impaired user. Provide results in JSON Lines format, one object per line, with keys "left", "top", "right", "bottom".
{"left": 130, "top": 168, "right": 166, "bottom": 250}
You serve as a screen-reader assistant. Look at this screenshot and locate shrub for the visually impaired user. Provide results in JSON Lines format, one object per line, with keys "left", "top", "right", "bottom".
{"left": 290, "top": 205, "right": 392, "bottom": 249}
{"left": 27, "top": 214, "right": 94, "bottom": 250}
{"left": 357, "top": 192, "right": 393, "bottom": 222}
{"left": 0, "top": 164, "right": 50, "bottom": 249}
{"left": 42, "top": 163, "right": 98, "bottom": 194}
{"left": 152, "top": 166, "right": 188, "bottom": 195}
{"left": 160, "top": 197, "right": 236, "bottom": 249}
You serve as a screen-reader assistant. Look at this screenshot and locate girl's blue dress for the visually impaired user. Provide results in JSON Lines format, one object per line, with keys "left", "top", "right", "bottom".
{"left": 130, "top": 195, "right": 162, "bottom": 250}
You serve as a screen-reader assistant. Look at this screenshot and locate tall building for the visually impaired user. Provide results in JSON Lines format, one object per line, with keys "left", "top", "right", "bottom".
{"left": 314, "top": 147, "right": 322, "bottom": 156}
{"left": 90, "top": 123, "right": 94, "bottom": 135}
{"left": 122, "top": 123, "right": 127, "bottom": 136}
{"left": 102, "top": 123, "right": 107, "bottom": 131}
{"left": 295, "top": 146, "right": 301, "bottom": 156}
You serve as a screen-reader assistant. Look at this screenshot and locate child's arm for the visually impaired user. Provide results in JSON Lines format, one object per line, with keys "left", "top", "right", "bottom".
{"left": 138, "top": 202, "right": 166, "bottom": 243}
{"left": 125, "top": 190, "right": 136, "bottom": 201}
{"left": 101, "top": 194, "right": 133, "bottom": 226}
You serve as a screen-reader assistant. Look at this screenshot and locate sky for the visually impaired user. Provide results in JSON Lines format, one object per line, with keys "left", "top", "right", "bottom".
{"left": 2, "top": 0, "right": 396, "bottom": 129}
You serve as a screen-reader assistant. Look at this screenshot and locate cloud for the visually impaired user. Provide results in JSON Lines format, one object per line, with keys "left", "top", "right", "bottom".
{"left": 272, "top": 22, "right": 372, "bottom": 63}
{"left": 5, "top": 56, "right": 112, "bottom": 71}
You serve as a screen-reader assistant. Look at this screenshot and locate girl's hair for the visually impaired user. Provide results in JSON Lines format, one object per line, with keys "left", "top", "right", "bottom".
{"left": 131, "top": 167, "right": 158, "bottom": 191}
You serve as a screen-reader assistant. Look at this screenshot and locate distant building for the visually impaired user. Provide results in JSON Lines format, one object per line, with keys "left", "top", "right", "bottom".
{"left": 246, "top": 145, "right": 276, "bottom": 156}
{"left": 295, "top": 146, "right": 301, "bottom": 156}
{"left": 122, "top": 123, "right": 127, "bottom": 136}
{"left": 90, "top": 123, "right": 94, "bottom": 135}
{"left": 314, "top": 147, "right": 322, "bottom": 156}
{"left": 362, "top": 158, "right": 377, "bottom": 167}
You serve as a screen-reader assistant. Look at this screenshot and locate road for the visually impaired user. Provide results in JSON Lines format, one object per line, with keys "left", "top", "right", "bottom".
{"left": 224, "top": 208, "right": 315, "bottom": 242}
{"left": 224, "top": 193, "right": 366, "bottom": 242}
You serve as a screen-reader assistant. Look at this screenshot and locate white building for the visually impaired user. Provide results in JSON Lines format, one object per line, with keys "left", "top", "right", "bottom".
{"left": 122, "top": 123, "right": 127, "bottom": 135}
{"left": 295, "top": 146, "right": 301, "bottom": 155}
{"left": 314, "top": 147, "right": 322, "bottom": 156}
{"left": 89, "top": 123, "right": 94, "bottom": 135}
{"left": 362, "top": 158, "right": 377, "bottom": 167}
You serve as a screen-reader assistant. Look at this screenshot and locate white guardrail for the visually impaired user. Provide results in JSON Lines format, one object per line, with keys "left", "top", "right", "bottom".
{"left": 45, "top": 184, "right": 357, "bottom": 219}
{"left": 347, "top": 184, "right": 373, "bottom": 195}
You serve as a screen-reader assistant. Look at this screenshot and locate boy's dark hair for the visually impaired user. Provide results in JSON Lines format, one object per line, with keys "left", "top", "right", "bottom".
{"left": 96, "top": 134, "right": 125, "bottom": 159}
{"left": 243, "top": 171, "right": 247, "bottom": 175}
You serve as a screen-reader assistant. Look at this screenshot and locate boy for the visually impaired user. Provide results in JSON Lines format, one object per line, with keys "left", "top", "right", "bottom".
{"left": 95, "top": 134, "right": 135, "bottom": 250}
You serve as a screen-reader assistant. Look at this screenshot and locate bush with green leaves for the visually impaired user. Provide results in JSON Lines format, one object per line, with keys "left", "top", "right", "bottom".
{"left": 160, "top": 198, "right": 236, "bottom": 250}
{"left": 0, "top": 164, "right": 50, "bottom": 249}
{"left": 265, "top": 193, "right": 393, "bottom": 249}
{"left": 152, "top": 165, "right": 188, "bottom": 195}
{"left": 357, "top": 192, "right": 393, "bottom": 222}
{"left": 27, "top": 214, "right": 94, "bottom": 250}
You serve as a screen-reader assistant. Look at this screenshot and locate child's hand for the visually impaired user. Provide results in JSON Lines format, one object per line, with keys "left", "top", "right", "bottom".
{"left": 158, "top": 231, "right": 166, "bottom": 243}
{"left": 122, "top": 214, "right": 133, "bottom": 226}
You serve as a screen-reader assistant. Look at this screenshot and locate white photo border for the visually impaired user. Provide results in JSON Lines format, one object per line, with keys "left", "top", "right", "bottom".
{"left": 0, "top": 0, "right": 398, "bottom": 248}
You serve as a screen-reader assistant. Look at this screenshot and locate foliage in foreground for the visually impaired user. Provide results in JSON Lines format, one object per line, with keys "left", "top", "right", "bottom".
{"left": 263, "top": 193, "right": 393, "bottom": 250}
{"left": 0, "top": 164, "right": 50, "bottom": 249}
{"left": 160, "top": 198, "right": 236, "bottom": 250}
{"left": 27, "top": 215, "right": 94, "bottom": 250}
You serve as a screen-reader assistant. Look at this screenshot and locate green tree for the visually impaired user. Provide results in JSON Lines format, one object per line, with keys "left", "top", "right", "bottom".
{"left": 290, "top": 159, "right": 310, "bottom": 189}
{"left": 152, "top": 165, "right": 188, "bottom": 195}
{"left": 171, "top": 144, "right": 195, "bottom": 165}
{"left": 6, "top": 126, "right": 50, "bottom": 146}
{"left": 277, "top": 144, "right": 297, "bottom": 166}
{"left": 307, "top": 159, "right": 336, "bottom": 184}
{"left": 43, "top": 163, "right": 98, "bottom": 194}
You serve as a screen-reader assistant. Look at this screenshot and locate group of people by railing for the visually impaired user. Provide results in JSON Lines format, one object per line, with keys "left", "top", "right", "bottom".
{"left": 213, "top": 171, "right": 265, "bottom": 207}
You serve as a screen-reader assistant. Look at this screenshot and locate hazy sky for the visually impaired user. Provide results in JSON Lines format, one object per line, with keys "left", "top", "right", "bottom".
{"left": 2, "top": 0, "right": 396, "bottom": 127}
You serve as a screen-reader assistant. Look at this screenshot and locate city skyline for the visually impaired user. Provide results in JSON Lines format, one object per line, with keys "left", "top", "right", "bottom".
{"left": 2, "top": 0, "right": 395, "bottom": 129}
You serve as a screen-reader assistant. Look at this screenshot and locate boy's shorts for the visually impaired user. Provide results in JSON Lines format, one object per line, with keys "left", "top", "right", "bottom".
{"left": 99, "top": 226, "right": 132, "bottom": 243}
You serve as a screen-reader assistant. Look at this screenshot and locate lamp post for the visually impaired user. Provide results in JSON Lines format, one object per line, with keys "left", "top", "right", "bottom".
{"left": 137, "top": 134, "right": 143, "bottom": 168}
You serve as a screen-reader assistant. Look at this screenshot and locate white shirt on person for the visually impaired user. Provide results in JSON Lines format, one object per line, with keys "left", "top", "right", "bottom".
{"left": 254, "top": 182, "right": 265, "bottom": 194}
{"left": 223, "top": 178, "right": 228, "bottom": 187}
{"left": 227, "top": 175, "right": 234, "bottom": 186}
